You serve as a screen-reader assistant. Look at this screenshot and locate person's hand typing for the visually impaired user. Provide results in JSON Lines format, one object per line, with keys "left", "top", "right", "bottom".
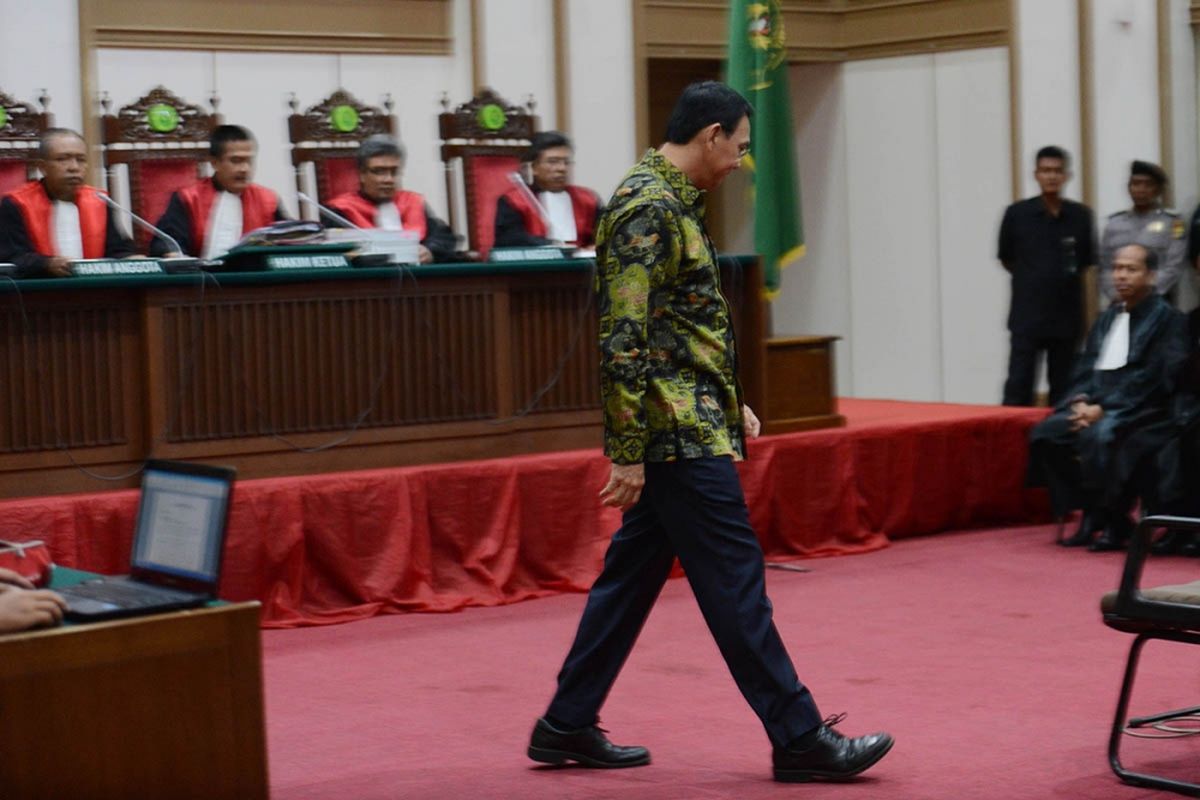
{"left": 0, "top": 588, "right": 67, "bottom": 633}
{"left": 0, "top": 566, "right": 35, "bottom": 591}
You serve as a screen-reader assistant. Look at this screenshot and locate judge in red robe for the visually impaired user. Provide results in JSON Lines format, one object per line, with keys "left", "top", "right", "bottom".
{"left": 494, "top": 131, "right": 601, "bottom": 249}
{"left": 0, "top": 129, "right": 134, "bottom": 277}
{"left": 150, "top": 125, "right": 287, "bottom": 258}
{"left": 324, "top": 135, "right": 457, "bottom": 263}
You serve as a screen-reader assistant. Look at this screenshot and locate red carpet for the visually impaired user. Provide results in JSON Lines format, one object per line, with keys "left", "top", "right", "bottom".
{"left": 0, "top": 399, "right": 1048, "bottom": 628}
{"left": 262, "top": 523, "right": 1200, "bottom": 799}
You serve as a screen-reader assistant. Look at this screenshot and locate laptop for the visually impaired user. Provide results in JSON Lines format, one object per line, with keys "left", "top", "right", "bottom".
{"left": 59, "top": 460, "right": 236, "bottom": 622}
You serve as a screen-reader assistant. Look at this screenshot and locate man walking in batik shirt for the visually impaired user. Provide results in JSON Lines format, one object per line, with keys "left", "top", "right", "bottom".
{"left": 526, "top": 81, "right": 894, "bottom": 784}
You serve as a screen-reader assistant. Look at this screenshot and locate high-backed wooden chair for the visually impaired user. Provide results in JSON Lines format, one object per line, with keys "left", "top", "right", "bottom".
{"left": 0, "top": 89, "right": 52, "bottom": 195}
{"left": 287, "top": 89, "right": 395, "bottom": 210}
{"left": 438, "top": 88, "right": 538, "bottom": 258}
{"left": 100, "top": 86, "right": 220, "bottom": 248}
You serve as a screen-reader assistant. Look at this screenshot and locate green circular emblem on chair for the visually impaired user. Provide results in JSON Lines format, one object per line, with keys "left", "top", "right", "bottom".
{"left": 0, "top": 108, "right": 8, "bottom": 129}
{"left": 330, "top": 105, "right": 360, "bottom": 133}
{"left": 477, "top": 104, "right": 507, "bottom": 131}
{"left": 146, "top": 103, "right": 180, "bottom": 133}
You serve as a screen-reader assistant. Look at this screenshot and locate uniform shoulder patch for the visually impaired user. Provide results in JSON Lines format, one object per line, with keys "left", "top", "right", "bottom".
{"left": 1173, "top": 218, "right": 1186, "bottom": 239}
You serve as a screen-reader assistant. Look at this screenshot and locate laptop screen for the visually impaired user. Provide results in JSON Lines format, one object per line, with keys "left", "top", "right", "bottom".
{"left": 131, "top": 466, "right": 231, "bottom": 583}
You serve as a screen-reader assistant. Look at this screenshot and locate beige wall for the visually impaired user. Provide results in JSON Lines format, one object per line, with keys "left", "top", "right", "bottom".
{"left": 0, "top": 0, "right": 83, "bottom": 133}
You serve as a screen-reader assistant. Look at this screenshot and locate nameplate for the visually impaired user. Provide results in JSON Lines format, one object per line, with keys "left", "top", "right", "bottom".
{"left": 489, "top": 247, "right": 571, "bottom": 262}
{"left": 71, "top": 259, "right": 164, "bottom": 276}
{"left": 266, "top": 254, "right": 350, "bottom": 270}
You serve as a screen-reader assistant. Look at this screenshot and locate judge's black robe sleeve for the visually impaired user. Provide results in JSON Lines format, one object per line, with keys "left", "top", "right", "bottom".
{"left": 422, "top": 204, "right": 458, "bottom": 262}
{"left": 149, "top": 193, "right": 195, "bottom": 257}
{"left": 104, "top": 206, "right": 136, "bottom": 259}
{"left": 494, "top": 195, "right": 550, "bottom": 247}
{"left": 0, "top": 196, "right": 50, "bottom": 277}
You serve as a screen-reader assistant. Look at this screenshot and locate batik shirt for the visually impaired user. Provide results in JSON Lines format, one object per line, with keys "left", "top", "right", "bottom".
{"left": 596, "top": 148, "right": 745, "bottom": 465}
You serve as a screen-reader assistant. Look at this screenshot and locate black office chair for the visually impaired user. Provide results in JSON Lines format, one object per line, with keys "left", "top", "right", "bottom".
{"left": 1100, "top": 514, "right": 1200, "bottom": 796}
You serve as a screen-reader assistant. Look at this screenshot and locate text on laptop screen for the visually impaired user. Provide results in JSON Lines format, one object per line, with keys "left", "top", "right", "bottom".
{"left": 132, "top": 469, "right": 229, "bottom": 582}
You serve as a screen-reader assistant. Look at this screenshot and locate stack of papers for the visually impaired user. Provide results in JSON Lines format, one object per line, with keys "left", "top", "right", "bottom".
{"left": 235, "top": 220, "right": 325, "bottom": 248}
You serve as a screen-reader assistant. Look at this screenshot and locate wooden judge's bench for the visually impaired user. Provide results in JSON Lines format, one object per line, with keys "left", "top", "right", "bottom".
{"left": 0, "top": 255, "right": 841, "bottom": 498}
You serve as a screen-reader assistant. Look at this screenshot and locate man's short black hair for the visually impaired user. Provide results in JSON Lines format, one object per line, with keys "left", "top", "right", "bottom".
{"left": 664, "top": 81, "right": 752, "bottom": 145}
{"left": 1144, "top": 246, "right": 1159, "bottom": 271}
{"left": 210, "top": 124, "right": 255, "bottom": 158}
{"left": 38, "top": 128, "right": 84, "bottom": 159}
{"left": 1035, "top": 145, "right": 1069, "bottom": 167}
{"left": 524, "top": 131, "right": 573, "bottom": 163}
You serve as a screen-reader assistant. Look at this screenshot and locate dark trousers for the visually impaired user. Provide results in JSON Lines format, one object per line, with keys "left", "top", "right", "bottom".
{"left": 1028, "top": 412, "right": 1120, "bottom": 518}
{"left": 1028, "top": 408, "right": 1175, "bottom": 521}
{"left": 545, "top": 456, "right": 823, "bottom": 748}
{"left": 1003, "top": 334, "right": 1076, "bottom": 407}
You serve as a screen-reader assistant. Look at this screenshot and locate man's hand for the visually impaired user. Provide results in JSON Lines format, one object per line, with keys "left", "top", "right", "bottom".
{"left": 1069, "top": 402, "right": 1104, "bottom": 431}
{"left": 599, "top": 462, "right": 645, "bottom": 511}
{"left": 418, "top": 245, "right": 434, "bottom": 264}
{"left": 0, "top": 588, "right": 67, "bottom": 633}
{"left": 0, "top": 567, "right": 35, "bottom": 591}
{"left": 742, "top": 405, "right": 761, "bottom": 439}
{"left": 45, "top": 256, "right": 72, "bottom": 277}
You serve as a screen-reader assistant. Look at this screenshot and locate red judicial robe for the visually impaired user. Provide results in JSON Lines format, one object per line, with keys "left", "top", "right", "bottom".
{"left": 4, "top": 180, "right": 107, "bottom": 258}
{"left": 325, "top": 190, "right": 428, "bottom": 239}
{"left": 176, "top": 181, "right": 279, "bottom": 256}
{"left": 498, "top": 184, "right": 599, "bottom": 246}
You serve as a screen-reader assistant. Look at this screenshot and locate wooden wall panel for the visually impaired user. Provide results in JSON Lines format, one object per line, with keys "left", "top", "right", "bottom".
{"left": 509, "top": 283, "right": 599, "bottom": 414}
{"left": 0, "top": 302, "right": 136, "bottom": 452}
{"left": 159, "top": 291, "right": 496, "bottom": 442}
{"left": 79, "top": 0, "right": 452, "bottom": 54}
{"left": 639, "top": 0, "right": 1010, "bottom": 62}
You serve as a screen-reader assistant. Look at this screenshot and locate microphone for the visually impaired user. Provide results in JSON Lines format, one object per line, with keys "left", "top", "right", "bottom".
{"left": 508, "top": 173, "right": 559, "bottom": 242}
{"left": 96, "top": 191, "right": 189, "bottom": 258}
{"left": 297, "top": 192, "right": 362, "bottom": 230}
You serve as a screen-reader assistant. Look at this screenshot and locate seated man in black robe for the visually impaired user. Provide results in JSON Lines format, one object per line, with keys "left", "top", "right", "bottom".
{"left": 1028, "top": 243, "right": 1190, "bottom": 551}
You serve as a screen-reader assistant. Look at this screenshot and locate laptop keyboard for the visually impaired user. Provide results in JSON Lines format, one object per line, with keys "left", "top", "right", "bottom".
{"left": 64, "top": 580, "right": 197, "bottom": 607}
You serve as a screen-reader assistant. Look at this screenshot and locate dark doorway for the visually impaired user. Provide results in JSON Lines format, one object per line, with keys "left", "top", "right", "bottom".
{"left": 645, "top": 57, "right": 733, "bottom": 250}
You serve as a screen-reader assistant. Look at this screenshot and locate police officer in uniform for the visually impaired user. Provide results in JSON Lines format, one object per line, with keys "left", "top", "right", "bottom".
{"left": 1100, "top": 161, "right": 1186, "bottom": 302}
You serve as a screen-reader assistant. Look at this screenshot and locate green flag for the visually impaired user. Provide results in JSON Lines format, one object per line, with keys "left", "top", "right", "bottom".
{"left": 725, "top": 0, "right": 804, "bottom": 297}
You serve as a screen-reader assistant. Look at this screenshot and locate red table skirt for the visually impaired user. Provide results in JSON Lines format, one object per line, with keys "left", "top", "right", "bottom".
{"left": 0, "top": 399, "right": 1048, "bottom": 627}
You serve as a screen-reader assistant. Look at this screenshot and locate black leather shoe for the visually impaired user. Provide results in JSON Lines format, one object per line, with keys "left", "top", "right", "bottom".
{"left": 1060, "top": 514, "right": 1100, "bottom": 547}
{"left": 527, "top": 717, "right": 650, "bottom": 768}
{"left": 1089, "top": 516, "right": 1133, "bottom": 552}
{"left": 1152, "top": 530, "right": 1187, "bottom": 555}
{"left": 773, "top": 714, "right": 894, "bottom": 783}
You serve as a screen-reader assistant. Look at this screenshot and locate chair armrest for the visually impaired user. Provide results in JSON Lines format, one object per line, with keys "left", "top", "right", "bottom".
{"left": 1115, "top": 515, "right": 1200, "bottom": 614}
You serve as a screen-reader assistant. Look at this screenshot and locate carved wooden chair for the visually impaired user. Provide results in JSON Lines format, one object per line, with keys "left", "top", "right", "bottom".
{"left": 287, "top": 89, "right": 395, "bottom": 210}
{"left": 0, "top": 89, "right": 52, "bottom": 195}
{"left": 438, "top": 88, "right": 538, "bottom": 258}
{"left": 100, "top": 86, "right": 220, "bottom": 248}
